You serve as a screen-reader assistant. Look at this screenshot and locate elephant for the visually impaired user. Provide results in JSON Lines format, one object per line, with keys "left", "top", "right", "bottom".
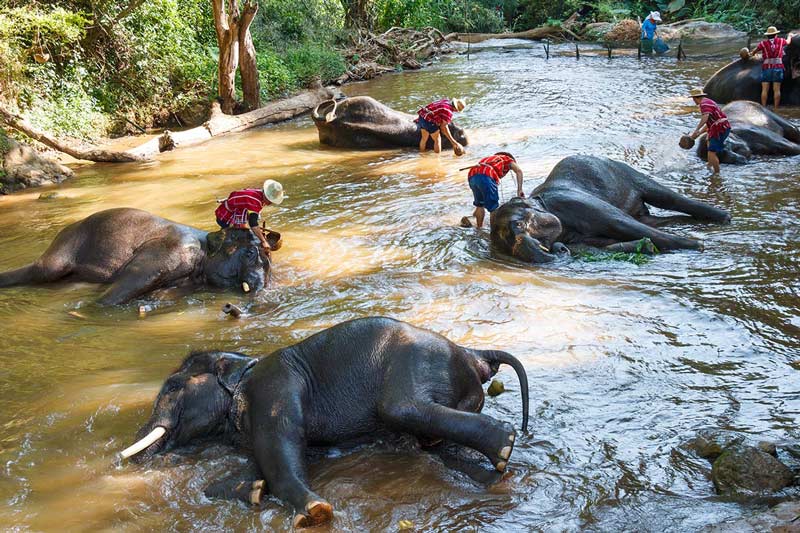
{"left": 704, "top": 39, "right": 800, "bottom": 105}
{"left": 0, "top": 208, "right": 280, "bottom": 305}
{"left": 311, "top": 95, "right": 468, "bottom": 150}
{"left": 695, "top": 101, "right": 800, "bottom": 165}
{"left": 118, "top": 317, "right": 529, "bottom": 528}
{"left": 489, "top": 155, "right": 731, "bottom": 263}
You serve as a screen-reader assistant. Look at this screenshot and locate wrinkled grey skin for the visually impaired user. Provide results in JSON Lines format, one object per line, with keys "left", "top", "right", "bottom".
{"left": 491, "top": 155, "right": 731, "bottom": 262}
{"left": 312, "top": 96, "right": 468, "bottom": 149}
{"left": 696, "top": 101, "right": 800, "bottom": 165}
{"left": 0, "top": 208, "right": 276, "bottom": 305}
{"left": 704, "top": 40, "right": 800, "bottom": 105}
{"left": 129, "top": 317, "right": 529, "bottom": 526}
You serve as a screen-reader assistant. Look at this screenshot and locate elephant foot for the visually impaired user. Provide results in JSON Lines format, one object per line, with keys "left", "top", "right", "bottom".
{"left": 460, "top": 216, "right": 474, "bottom": 228}
{"left": 250, "top": 480, "right": 265, "bottom": 506}
{"left": 293, "top": 500, "right": 333, "bottom": 528}
{"left": 492, "top": 425, "right": 516, "bottom": 472}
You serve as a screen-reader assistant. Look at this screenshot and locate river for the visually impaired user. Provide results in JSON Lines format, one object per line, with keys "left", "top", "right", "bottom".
{"left": 0, "top": 40, "right": 798, "bottom": 531}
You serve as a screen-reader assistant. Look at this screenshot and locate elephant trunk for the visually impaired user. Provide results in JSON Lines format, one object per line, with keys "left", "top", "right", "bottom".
{"left": 512, "top": 233, "right": 558, "bottom": 263}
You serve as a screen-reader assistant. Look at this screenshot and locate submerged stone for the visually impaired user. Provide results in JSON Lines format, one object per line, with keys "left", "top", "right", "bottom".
{"left": 487, "top": 379, "right": 505, "bottom": 397}
{"left": 711, "top": 444, "right": 794, "bottom": 497}
{"left": 686, "top": 429, "right": 745, "bottom": 460}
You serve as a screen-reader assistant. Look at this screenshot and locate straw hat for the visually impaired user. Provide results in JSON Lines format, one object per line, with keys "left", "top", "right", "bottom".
{"left": 452, "top": 98, "right": 466, "bottom": 112}
{"left": 650, "top": 11, "right": 662, "bottom": 22}
{"left": 262, "top": 179, "right": 285, "bottom": 205}
{"left": 689, "top": 88, "right": 708, "bottom": 98}
{"left": 764, "top": 26, "right": 780, "bottom": 36}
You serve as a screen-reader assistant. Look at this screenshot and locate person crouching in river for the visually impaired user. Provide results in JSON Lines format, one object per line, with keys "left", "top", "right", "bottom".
{"left": 417, "top": 98, "right": 466, "bottom": 155}
{"left": 748, "top": 26, "right": 794, "bottom": 109}
{"left": 215, "top": 179, "right": 285, "bottom": 253}
{"left": 688, "top": 89, "right": 731, "bottom": 176}
{"left": 640, "top": 11, "right": 661, "bottom": 55}
{"left": 461, "top": 152, "right": 524, "bottom": 229}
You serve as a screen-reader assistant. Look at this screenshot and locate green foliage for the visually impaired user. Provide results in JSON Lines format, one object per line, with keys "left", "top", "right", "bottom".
{"left": 375, "top": 0, "right": 508, "bottom": 33}
{"left": 577, "top": 238, "right": 659, "bottom": 265}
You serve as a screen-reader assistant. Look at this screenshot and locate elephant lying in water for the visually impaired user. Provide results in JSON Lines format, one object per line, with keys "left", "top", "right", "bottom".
{"left": 704, "top": 40, "right": 800, "bottom": 105}
{"left": 489, "top": 155, "right": 731, "bottom": 263}
{"left": 312, "top": 95, "right": 468, "bottom": 150}
{"left": 119, "top": 317, "right": 528, "bottom": 528}
{"left": 0, "top": 208, "right": 280, "bottom": 305}
{"left": 695, "top": 101, "right": 800, "bottom": 165}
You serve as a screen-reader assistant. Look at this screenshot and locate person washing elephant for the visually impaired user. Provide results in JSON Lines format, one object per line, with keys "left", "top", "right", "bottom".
{"left": 461, "top": 152, "right": 524, "bottom": 229}
{"left": 215, "top": 179, "right": 285, "bottom": 254}
{"left": 417, "top": 98, "right": 466, "bottom": 155}
{"left": 747, "top": 26, "right": 794, "bottom": 109}
{"left": 687, "top": 89, "right": 731, "bottom": 176}
{"left": 640, "top": 11, "right": 661, "bottom": 55}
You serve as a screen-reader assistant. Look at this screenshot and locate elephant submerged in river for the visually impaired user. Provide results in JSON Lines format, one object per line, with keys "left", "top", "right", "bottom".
{"left": 704, "top": 40, "right": 800, "bottom": 105}
{"left": 311, "top": 95, "right": 468, "bottom": 149}
{"left": 0, "top": 208, "right": 280, "bottom": 305}
{"left": 695, "top": 101, "right": 800, "bottom": 164}
{"left": 489, "top": 155, "right": 731, "bottom": 263}
{"left": 118, "top": 317, "right": 528, "bottom": 528}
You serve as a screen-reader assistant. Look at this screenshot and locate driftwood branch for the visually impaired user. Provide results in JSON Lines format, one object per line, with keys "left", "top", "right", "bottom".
{"left": 451, "top": 25, "right": 579, "bottom": 44}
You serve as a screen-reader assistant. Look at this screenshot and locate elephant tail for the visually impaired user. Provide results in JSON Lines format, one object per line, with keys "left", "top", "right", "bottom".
{"left": 475, "top": 349, "right": 529, "bottom": 433}
{"left": 0, "top": 264, "right": 38, "bottom": 287}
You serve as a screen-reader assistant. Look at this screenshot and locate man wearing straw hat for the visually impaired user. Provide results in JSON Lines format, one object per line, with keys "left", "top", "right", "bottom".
{"left": 640, "top": 11, "right": 662, "bottom": 55}
{"left": 748, "top": 26, "right": 794, "bottom": 109}
{"left": 461, "top": 152, "right": 524, "bottom": 229}
{"left": 416, "top": 97, "right": 466, "bottom": 155}
{"left": 215, "top": 180, "right": 285, "bottom": 252}
{"left": 687, "top": 89, "right": 731, "bottom": 176}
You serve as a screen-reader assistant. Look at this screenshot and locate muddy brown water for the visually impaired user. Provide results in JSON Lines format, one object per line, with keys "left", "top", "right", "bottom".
{"left": 1, "top": 41, "right": 799, "bottom": 532}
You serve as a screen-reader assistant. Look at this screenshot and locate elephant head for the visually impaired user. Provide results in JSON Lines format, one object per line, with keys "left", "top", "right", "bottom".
{"left": 490, "top": 197, "right": 570, "bottom": 263}
{"left": 203, "top": 228, "right": 277, "bottom": 294}
{"left": 119, "top": 351, "right": 256, "bottom": 462}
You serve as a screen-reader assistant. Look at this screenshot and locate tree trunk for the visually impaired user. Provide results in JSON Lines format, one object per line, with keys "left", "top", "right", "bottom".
{"left": 212, "top": 0, "right": 240, "bottom": 114}
{"left": 342, "top": 0, "right": 371, "bottom": 29}
{"left": 238, "top": 0, "right": 260, "bottom": 111}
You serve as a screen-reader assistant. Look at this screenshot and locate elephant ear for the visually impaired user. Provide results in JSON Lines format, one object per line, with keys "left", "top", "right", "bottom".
{"left": 214, "top": 353, "right": 258, "bottom": 394}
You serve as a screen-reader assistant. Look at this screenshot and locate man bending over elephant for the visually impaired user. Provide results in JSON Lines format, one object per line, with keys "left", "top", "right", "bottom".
{"left": 216, "top": 179, "right": 284, "bottom": 254}
{"left": 688, "top": 89, "right": 731, "bottom": 176}
{"left": 747, "top": 26, "right": 793, "bottom": 109}
{"left": 461, "top": 152, "right": 524, "bottom": 229}
{"left": 416, "top": 97, "right": 466, "bottom": 155}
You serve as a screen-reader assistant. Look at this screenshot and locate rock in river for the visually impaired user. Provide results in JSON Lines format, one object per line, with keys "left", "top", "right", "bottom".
{"left": 711, "top": 444, "right": 795, "bottom": 497}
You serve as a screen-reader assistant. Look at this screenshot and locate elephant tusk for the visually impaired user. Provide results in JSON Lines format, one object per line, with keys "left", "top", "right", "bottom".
{"left": 538, "top": 244, "right": 550, "bottom": 253}
{"left": 242, "top": 282, "right": 250, "bottom": 293}
{"left": 118, "top": 426, "right": 166, "bottom": 460}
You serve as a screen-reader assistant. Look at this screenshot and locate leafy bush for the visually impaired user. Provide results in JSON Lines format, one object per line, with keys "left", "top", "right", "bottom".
{"left": 284, "top": 44, "right": 347, "bottom": 86}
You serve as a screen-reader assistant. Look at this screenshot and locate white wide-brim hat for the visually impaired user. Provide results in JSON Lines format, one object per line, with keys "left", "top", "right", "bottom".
{"left": 650, "top": 11, "right": 662, "bottom": 22}
{"left": 452, "top": 98, "right": 466, "bottom": 112}
{"left": 262, "top": 179, "right": 285, "bottom": 205}
{"left": 764, "top": 26, "right": 780, "bottom": 36}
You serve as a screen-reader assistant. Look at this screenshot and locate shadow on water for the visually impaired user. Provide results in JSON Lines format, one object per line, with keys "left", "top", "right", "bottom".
{"left": 0, "top": 41, "right": 798, "bottom": 531}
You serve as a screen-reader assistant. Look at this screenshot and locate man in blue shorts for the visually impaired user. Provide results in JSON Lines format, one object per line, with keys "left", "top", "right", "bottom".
{"left": 462, "top": 152, "right": 524, "bottom": 229}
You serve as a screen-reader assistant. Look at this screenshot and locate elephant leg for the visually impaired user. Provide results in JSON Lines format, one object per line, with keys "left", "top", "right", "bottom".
{"left": 204, "top": 460, "right": 266, "bottom": 505}
{"left": 601, "top": 213, "right": 703, "bottom": 252}
{"left": 97, "top": 243, "right": 191, "bottom": 305}
{"left": 431, "top": 443, "right": 510, "bottom": 486}
{"left": 250, "top": 393, "right": 332, "bottom": 528}
{"left": 378, "top": 399, "right": 516, "bottom": 472}
{"left": 636, "top": 178, "right": 730, "bottom": 223}
{"left": 638, "top": 214, "right": 697, "bottom": 227}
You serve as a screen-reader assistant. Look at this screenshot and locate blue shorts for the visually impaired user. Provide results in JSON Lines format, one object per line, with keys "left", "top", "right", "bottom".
{"left": 417, "top": 116, "right": 440, "bottom": 134}
{"left": 761, "top": 68, "right": 784, "bottom": 83}
{"left": 708, "top": 128, "right": 730, "bottom": 153}
{"left": 468, "top": 173, "right": 500, "bottom": 212}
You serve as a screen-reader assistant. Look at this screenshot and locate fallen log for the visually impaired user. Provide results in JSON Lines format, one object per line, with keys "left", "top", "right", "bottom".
{"left": 0, "top": 84, "right": 338, "bottom": 164}
{"left": 451, "top": 25, "right": 579, "bottom": 44}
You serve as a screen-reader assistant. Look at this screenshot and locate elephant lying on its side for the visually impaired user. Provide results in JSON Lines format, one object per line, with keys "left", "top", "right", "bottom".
{"left": 312, "top": 95, "right": 468, "bottom": 149}
{"left": 119, "top": 317, "right": 529, "bottom": 528}
{"left": 696, "top": 101, "right": 800, "bottom": 164}
{"left": 490, "top": 155, "right": 731, "bottom": 263}
{"left": 0, "top": 208, "right": 280, "bottom": 305}
{"left": 704, "top": 40, "right": 800, "bottom": 105}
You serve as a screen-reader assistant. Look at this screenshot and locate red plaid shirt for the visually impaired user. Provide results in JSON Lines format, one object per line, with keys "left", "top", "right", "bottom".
{"left": 215, "top": 188, "right": 269, "bottom": 226}
{"left": 418, "top": 99, "right": 455, "bottom": 126}
{"left": 468, "top": 154, "right": 515, "bottom": 183}
{"left": 756, "top": 38, "right": 787, "bottom": 70}
{"left": 699, "top": 98, "right": 731, "bottom": 140}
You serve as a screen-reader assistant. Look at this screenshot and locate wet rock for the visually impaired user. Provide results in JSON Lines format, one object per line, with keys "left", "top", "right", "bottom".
{"left": 758, "top": 441, "right": 778, "bottom": 457}
{"left": 38, "top": 191, "right": 61, "bottom": 200}
{"left": 702, "top": 500, "right": 800, "bottom": 532}
{"left": 711, "top": 444, "right": 794, "bottom": 496}
{"left": 1, "top": 134, "right": 73, "bottom": 194}
{"left": 487, "top": 379, "right": 505, "bottom": 397}
{"left": 686, "top": 428, "right": 745, "bottom": 460}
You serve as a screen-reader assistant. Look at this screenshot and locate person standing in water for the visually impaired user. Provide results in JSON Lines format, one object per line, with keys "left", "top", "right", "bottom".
{"left": 215, "top": 179, "right": 285, "bottom": 252}
{"left": 748, "top": 26, "right": 794, "bottom": 109}
{"left": 688, "top": 89, "right": 731, "bottom": 176}
{"left": 640, "top": 11, "right": 661, "bottom": 55}
{"left": 462, "top": 152, "right": 524, "bottom": 229}
{"left": 416, "top": 98, "right": 466, "bottom": 155}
